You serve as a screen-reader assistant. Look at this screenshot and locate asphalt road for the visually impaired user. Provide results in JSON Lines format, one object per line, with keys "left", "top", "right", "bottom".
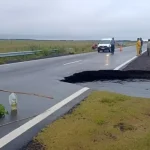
{"left": 0, "top": 45, "right": 145, "bottom": 149}
{"left": 80, "top": 79, "right": 150, "bottom": 98}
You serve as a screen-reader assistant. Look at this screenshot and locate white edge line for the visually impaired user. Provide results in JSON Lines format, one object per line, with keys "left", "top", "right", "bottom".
{"left": 0, "top": 87, "right": 89, "bottom": 148}
{"left": 114, "top": 50, "right": 146, "bottom": 70}
{"left": 63, "top": 60, "right": 82, "bottom": 65}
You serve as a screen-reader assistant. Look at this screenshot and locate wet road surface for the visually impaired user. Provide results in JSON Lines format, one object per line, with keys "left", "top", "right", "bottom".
{"left": 0, "top": 45, "right": 145, "bottom": 149}
{"left": 79, "top": 79, "right": 150, "bottom": 98}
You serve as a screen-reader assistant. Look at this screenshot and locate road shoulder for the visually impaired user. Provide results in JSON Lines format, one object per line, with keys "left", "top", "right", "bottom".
{"left": 26, "top": 91, "right": 150, "bottom": 150}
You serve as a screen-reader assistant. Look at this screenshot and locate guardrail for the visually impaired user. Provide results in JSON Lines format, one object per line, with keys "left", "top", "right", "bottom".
{"left": 0, "top": 49, "right": 58, "bottom": 58}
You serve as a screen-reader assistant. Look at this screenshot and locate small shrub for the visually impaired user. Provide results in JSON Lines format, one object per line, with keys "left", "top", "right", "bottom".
{"left": 41, "top": 50, "right": 50, "bottom": 56}
{"left": 0, "top": 58, "right": 5, "bottom": 64}
{"left": 65, "top": 48, "right": 75, "bottom": 54}
{"left": 101, "top": 97, "right": 114, "bottom": 104}
{"left": 96, "top": 119, "right": 105, "bottom": 125}
{"left": 56, "top": 48, "right": 65, "bottom": 54}
{"left": 30, "top": 45, "right": 39, "bottom": 51}
{"left": 101, "top": 95, "right": 128, "bottom": 104}
{"left": 0, "top": 104, "right": 8, "bottom": 118}
{"left": 34, "top": 51, "right": 40, "bottom": 55}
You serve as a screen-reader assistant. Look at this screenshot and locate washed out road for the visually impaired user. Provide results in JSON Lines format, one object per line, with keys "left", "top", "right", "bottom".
{"left": 0, "top": 45, "right": 146, "bottom": 149}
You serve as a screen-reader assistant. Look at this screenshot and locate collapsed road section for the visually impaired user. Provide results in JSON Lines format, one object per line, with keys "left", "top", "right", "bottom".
{"left": 62, "top": 52, "right": 150, "bottom": 83}
{"left": 61, "top": 70, "right": 150, "bottom": 83}
{"left": 61, "top": 51, "right": 150, "bottom": 99}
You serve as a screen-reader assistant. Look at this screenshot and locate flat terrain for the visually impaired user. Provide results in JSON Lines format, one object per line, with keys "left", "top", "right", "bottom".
{"left": 26, "top": 91, "right": 150, "bottom": 150}
{"left": 0, "top": 40, "right": 96, "bottom": 64}
{"left": 0, "top": 40, "right": 96, "bottom": 53}
{"left": 0, "top": 40, "right": 135, "bottom": 53}
{"left": 0, "top": 45, "right": 141, "bottom": 149}
{"left": 0, "top": 40, "right": 136, "bottom": 65}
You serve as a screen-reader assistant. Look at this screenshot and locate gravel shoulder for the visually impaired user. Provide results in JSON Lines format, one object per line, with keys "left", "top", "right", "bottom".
{"left": 123, "top": 52, "right": 150, "bottom": 71}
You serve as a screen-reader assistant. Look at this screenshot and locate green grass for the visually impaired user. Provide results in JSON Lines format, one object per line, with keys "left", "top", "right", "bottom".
{"left": 0, "top": 40, "right": 96, "bottom": 64}
{"left": 0, "top": 40, "right": 135, "bottom": 53}
{"left": 0, "top": 104, "right": 8, "bottom": 118}
{"left": 0, "top": 40, "right": 96, "bottom": 53}
{"left": 30, "top": 91, "right": 150, "bottom": 150}
{"left": 0, "top": 40, "right": 135, "bottom": 65}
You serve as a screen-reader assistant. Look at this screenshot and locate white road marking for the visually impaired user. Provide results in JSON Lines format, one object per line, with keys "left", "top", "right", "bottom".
{"left": 105, "top": 54, "right": 110, "bottom": 66}
{"left": 63, "top": 60, "right": 82, "bottom": 65}
{"left": 114, "top": 50, "right": 146, "bottom": 70}
{"left": 0, "top": 87, "right": 89, "bottom": 148}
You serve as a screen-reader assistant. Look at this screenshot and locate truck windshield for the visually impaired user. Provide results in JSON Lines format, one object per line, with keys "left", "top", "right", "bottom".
{"left": 99, "top": 40, "right": 111, "bottom": 44}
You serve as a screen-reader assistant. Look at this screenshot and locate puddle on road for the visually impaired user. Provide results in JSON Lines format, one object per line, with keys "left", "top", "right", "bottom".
{"left": 62, "top": 70, "right": 150, "bottom": 98}
{"left": 78, "top": 79, "right": 150, "bottom": 98}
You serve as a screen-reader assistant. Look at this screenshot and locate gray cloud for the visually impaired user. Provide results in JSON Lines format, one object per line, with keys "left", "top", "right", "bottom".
{"left": 0, "top": 0, "right": 150, "bottom": 40}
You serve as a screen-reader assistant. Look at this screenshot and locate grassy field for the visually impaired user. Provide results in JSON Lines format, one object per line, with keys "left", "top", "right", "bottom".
{"left": 0, "top": 40, "right": 135, "bottom": 53}
{"left": 0, "top": 40, "right": 135, "bottom": 65}
{"left": 0, "top": 40, "right": 96, "bottom": 53}
{"left": 0, "top": 40, "right": 96, "bottom": 64}
{"left": 27, "top": 91, "right": 150, "bottom": 150}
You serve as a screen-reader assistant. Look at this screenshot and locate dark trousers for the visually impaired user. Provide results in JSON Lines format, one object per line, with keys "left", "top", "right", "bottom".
{"left": 147, "top": 48, "right": 150, "bottom": 56}
{"left": 111, "top": 45, "right": 115, "bottom": 54}
{"left": 140, "top": 46, "right": 143, "bottom": 54}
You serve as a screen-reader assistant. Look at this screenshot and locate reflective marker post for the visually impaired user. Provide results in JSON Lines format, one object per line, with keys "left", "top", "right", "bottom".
{"left": 105, "top": 54, "right": 110, "bottom": 65}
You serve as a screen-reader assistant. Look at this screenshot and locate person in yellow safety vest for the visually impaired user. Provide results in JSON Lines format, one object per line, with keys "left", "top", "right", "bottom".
{"left": 136, "top": 38, "right": 141, "bottom": 56}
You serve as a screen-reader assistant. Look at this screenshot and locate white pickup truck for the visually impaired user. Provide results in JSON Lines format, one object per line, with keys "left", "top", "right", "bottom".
{"left": 97, "top": 38, "right": 111, "bottom": 53}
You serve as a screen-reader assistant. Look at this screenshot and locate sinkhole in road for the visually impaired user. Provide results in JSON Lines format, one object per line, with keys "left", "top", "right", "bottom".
{"left": 61, "top": 70, "right": 150, "bottom": 83}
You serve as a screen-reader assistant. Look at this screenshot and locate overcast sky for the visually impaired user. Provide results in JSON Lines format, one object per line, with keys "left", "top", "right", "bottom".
{"left": 0, "top": 0, "right": 149, "bottom": 40}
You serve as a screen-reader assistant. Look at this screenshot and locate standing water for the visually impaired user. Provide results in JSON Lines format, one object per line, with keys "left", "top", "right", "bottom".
{"left": 79, "top": 79, "right": 150, "bottom": 98}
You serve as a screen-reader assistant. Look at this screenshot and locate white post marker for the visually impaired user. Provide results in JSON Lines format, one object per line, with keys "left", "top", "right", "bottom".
{"left": 9, "top": 93, "right": 18, "bottom": 111}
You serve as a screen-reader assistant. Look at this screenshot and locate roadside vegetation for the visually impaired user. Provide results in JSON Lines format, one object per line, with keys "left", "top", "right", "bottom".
{"left": 0, "top": 40, "right": 97, "bottom": 53}
{"left": 27, "top": 91, "right": 150, "bottom": 150}
{"left": 0, "top": 104, "right": 8, "bottom": 118}
{"left": 0, "top": 40, "right": 136, "bottom": 64}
